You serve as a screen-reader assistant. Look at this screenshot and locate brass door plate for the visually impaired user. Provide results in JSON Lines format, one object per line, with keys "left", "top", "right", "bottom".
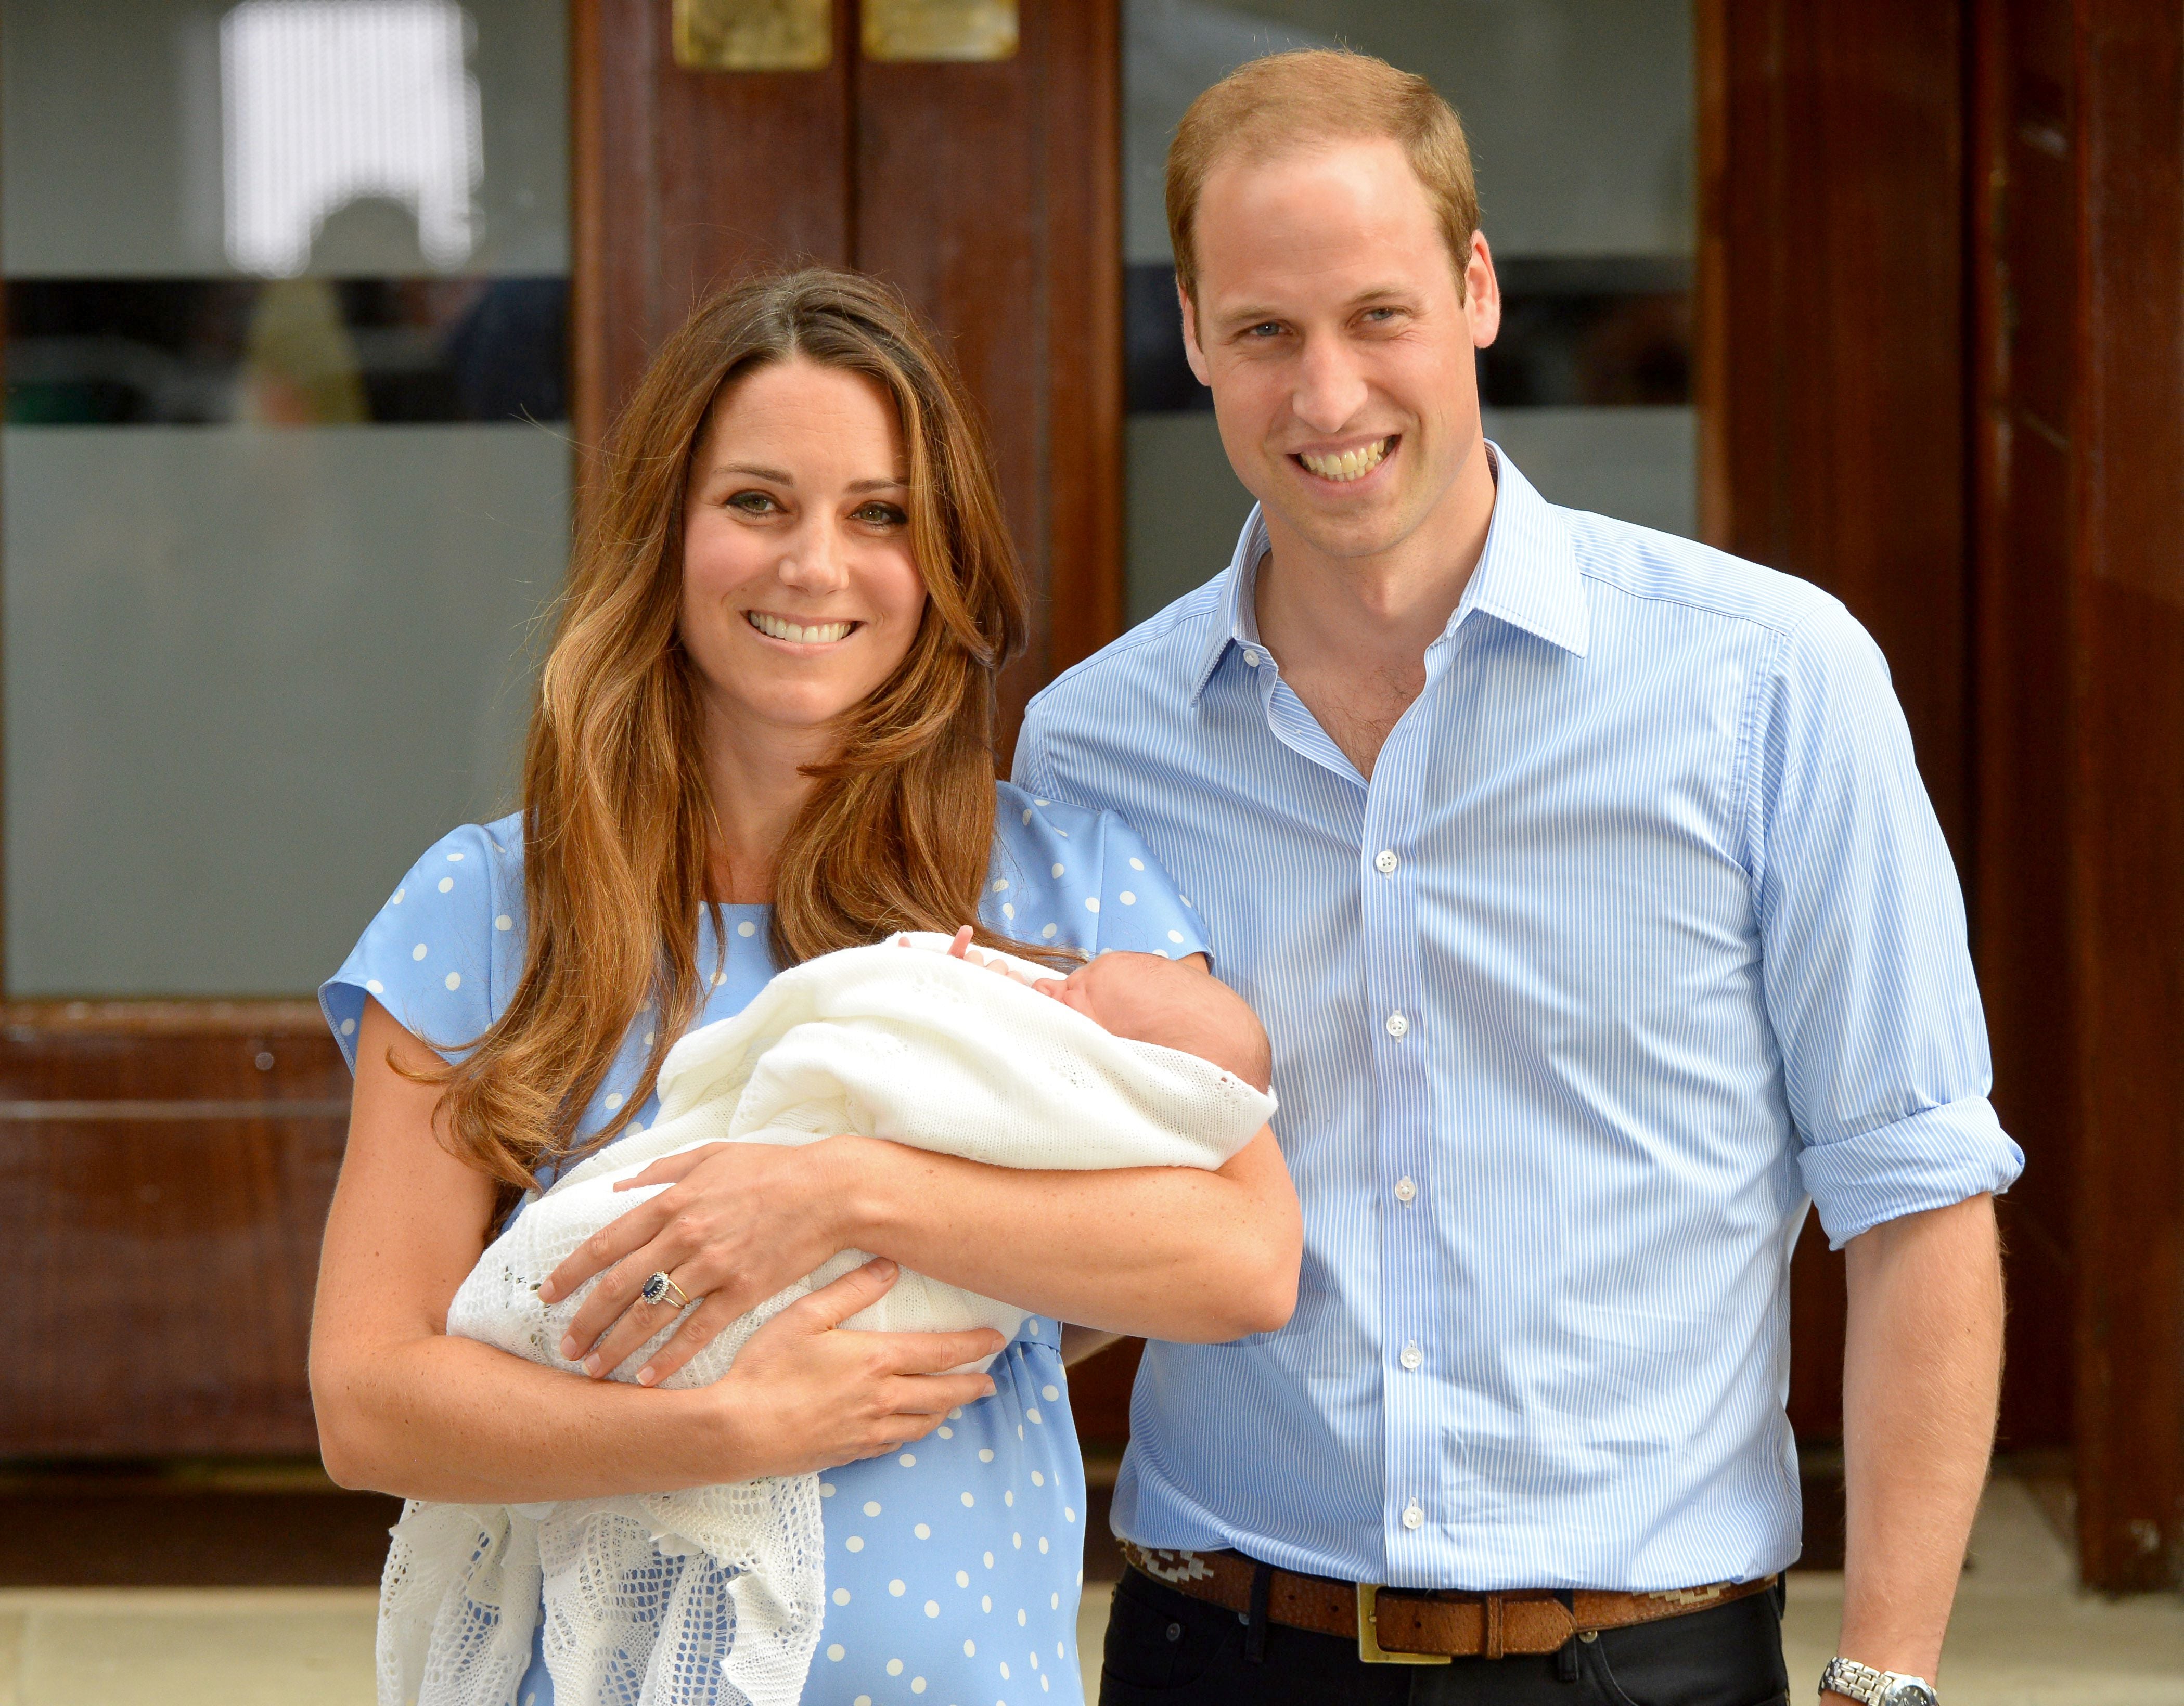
{"left": 673, "top": 0, "right": 833, "bottom": 71}
{"left": 864, "top": 0, "right": 1018, "bottom": 62}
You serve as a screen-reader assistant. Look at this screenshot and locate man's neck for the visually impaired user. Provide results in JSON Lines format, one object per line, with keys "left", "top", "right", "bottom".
{"left": 1252, "top": 441, "right": 1496, "bottom": 778}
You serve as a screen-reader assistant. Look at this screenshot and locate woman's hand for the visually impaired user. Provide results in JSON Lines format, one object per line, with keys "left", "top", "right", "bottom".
{"left": 716, "top": 1258, "right": 1005, "bottom": 1476}
{"left": 540, "top": 1136, "right": 859, "bottom": 1383}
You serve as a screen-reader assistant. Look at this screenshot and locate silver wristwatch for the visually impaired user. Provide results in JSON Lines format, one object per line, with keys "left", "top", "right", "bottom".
{"left": 1820, "top": 1657, "right": 1938, "bottom": 1706}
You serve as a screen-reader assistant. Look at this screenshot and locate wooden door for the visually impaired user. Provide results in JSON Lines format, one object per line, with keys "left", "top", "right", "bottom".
{"left": 1, "top": 1008, "right": 348, "bottom": 1454}
{"left": 1971, "top": 0, "right": 2184, "bottom": 1593}
{"left": 573, "top": 0, "right": 1124, "bottom": 741}
{"left": 1705, "top": 0, "right": 2184, "bottom": 1591}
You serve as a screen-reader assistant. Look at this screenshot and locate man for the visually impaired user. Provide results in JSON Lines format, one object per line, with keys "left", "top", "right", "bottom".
{"left": 1018, "top": 49, "right": 2019, "bottom": 1706}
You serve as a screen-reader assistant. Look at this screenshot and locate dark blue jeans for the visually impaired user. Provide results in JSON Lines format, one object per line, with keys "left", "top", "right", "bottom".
{"left": 1099, "top": 1566, "right": 1792, "bottom": 1706}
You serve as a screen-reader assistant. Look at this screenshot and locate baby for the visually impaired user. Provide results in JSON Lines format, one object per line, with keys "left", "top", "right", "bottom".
{"left": 942, "top": 923, "right": 1274, "bottom": 1093}
{"left": 380, "top": 930, "right": 1278, "bottom": 1706}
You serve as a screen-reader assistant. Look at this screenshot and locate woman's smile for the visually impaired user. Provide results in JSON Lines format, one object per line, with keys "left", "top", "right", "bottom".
{"left": 744, "top": 609, "right": 862, "bottom": 647}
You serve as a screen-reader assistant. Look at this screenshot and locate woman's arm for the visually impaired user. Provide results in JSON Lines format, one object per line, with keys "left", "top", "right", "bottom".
{"left": 543, "top": 1125, "right": 1302, "bottom": 1388}
{"left": 309, "top": 999, "right": 1005, "bottom": 1502}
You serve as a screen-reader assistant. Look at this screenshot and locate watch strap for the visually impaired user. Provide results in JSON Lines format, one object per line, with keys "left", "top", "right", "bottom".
{"left": 1821, "top": 1657, "right": 1885, "bottom": 1702}
{"left": 1820, "top": 1657, "right": 1936, "bottom": 1705}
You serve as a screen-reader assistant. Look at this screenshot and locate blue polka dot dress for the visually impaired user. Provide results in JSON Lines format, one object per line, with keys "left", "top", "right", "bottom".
{"left": 321, "top": 782, "right": 1211, "bottom": 1706}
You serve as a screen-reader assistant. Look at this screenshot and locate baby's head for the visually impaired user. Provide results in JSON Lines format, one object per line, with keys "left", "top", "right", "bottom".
{"left": 1039, "top": 951, "right": 1273, "bottom": 1094}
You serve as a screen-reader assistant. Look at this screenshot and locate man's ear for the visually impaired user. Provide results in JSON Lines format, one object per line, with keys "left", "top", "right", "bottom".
{"left": 1463, "top": 230, "right": 1502, "bottom": 350}
{"left": 1178, "top": 278, "right": 1213, "bottom": 387}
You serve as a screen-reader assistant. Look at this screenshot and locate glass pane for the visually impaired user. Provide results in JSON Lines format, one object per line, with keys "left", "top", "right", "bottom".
{"left": 3, "top": 0, "right": 568, "bottom": 997}
{"left": 1122, "top": 0, "right": 1695, "bottom": 623}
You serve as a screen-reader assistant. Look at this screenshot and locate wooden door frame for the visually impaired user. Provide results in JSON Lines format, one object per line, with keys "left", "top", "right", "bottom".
{"left": 1703, "top": 0, "right": 2184, "bottom": 1592}
{"left": 1969, "top": 0, "right": 2184, "bottom": 1593}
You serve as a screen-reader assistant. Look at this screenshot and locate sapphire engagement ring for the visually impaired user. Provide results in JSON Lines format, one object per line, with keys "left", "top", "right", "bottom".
{"left": 641, "top": 1270, "right": 695, "bottom": 1310}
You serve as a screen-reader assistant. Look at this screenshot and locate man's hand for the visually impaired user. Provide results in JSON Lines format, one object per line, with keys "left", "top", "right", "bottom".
{"left": 1834, "top": 1192, "right": 2004, "bottom": 1695}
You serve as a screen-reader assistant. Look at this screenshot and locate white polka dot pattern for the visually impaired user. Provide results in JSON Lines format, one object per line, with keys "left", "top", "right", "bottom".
{"left": 320, "top": 783, "right": 1203, "bottom": 1705}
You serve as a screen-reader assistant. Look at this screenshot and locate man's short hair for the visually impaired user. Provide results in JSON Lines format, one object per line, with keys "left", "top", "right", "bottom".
{"left": 1165, "top": 48, "right": 1480, "bottom": 306}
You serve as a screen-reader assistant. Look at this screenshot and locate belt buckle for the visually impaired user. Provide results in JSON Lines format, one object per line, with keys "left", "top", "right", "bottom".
{"left": 1356, "top": 1583, "right": 1451, "bottom": 1665}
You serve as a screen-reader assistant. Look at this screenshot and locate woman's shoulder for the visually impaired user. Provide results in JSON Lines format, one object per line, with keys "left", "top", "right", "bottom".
{"left": 373, "top": 812, "right": 530, "bottom": 946}
{"left": 991, "top": 780, "right": 1122, "bottom": 853}
{"left": 986, "top": 783, "right": 1209, "bottom": 960}
{"left": 431, "top": 811, "right": 528, "bottom": 874}
{"left": 319, "top": 811, "right": 530, "bottom": 1069}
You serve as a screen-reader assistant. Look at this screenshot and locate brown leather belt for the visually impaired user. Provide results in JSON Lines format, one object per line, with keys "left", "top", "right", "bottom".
{"left": 1119, "top": 1541, "right": 1778, "bottom": 1665}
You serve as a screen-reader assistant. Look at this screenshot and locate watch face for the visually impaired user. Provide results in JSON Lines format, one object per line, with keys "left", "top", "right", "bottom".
{"left": 1881, "top": 1683, "right": 1937, "bottom": 1706}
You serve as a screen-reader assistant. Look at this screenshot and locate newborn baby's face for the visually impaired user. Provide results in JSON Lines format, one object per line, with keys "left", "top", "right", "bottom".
{"left": 1038, "top": 951, "right": 1185, "bottom": 1033}
{"left": 933, "top": 925, "right": 1271, "bottom": 1092}
{"left": 934, "top": 927, "right": 1178, "bottom": 1032}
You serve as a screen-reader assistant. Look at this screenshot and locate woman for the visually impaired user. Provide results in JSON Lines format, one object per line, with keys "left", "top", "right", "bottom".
{"left": 309, "top": 267, "right": 1300, "bottom": 1706}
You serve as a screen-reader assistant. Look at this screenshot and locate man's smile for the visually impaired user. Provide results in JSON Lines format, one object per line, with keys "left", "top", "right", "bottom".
{"left": 1291, "top": 434, "right": 1398, "bottom": 485}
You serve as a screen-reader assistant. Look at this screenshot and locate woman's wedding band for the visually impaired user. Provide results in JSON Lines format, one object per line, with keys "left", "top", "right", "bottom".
{"left": 641, "top": 1270, "right": 695, "bottom": 1310}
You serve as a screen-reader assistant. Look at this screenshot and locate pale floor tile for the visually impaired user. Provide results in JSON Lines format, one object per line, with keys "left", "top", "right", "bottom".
{"left": 0, "top": 1588, "right": 377, "bottom": 1706}
{"left": 1784, "top": 1480, "right": 2184, "bottom": 1705}
{"left": 0, "top": 1607, "right": 23, "bottom": 1706}
{"left": 1078, "top": 1579, "right": 1112, "bottom": 1699}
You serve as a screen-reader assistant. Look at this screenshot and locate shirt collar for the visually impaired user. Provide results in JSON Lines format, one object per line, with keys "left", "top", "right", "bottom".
{"left": 1458, "top": 445, "right": 1591, "bottom": 659}
{"left": 1185, "top": 442, "right": 1590, "bottom": 706}
{"left": 1188, "top": 508, "right": 1274, "bottom": 703}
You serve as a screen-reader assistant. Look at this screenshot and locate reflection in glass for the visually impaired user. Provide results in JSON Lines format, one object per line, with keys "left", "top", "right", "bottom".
{"left": 7, "top": 277, "right": 568, "bottom": 425}
{"left": 221, "top": 0, "right": 483, "bottom": 276}
{"left": 2, "top": 0, "right": 568, "bottom": 997}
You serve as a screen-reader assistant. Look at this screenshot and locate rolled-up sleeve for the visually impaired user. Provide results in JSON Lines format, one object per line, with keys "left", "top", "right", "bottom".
{"left": 1748, "top": 599, "right": 2024, "bottom": 1246}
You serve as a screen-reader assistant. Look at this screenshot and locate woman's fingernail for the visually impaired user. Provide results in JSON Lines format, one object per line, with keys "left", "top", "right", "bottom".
{"left": 636, "top": 1366, "right": 656, "bottom": 1387}
{"left": 538, "top": 1282, "right": 558, "bottom": 1303}
{"left": 559, "top": 1336, "right": 578, "bottom": 1360}
{"left": 982, "top": 1380, "right": 997, "bottom": 1396}
{"left": 582, "top": 1354, "right": 602, "bottom": 1377}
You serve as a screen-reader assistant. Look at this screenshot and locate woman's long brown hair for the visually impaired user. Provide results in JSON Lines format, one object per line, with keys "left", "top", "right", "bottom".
{"left": 425, "top": 268, "right": 1032, "bottom": 1202}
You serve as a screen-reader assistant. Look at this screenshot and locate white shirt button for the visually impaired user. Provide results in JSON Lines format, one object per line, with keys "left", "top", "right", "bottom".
{"left": 1394, "top": 1176, "right": 1417, "bottom": 1204}
{"left": 1385, "top": 1012, "right": 1409, "bottom": 1038}
{"left": 1402, "top": 1502, "right": 1423, "bottom": 1531}
{"left": 1374, "top": 849, "right": 1399, "bottom": 875}
{"left": 1243, "top": 648, "right": 1262, "bottom": 668}
{"left": 1400, "top": 1342, "right": 1423, "bottom": 1371}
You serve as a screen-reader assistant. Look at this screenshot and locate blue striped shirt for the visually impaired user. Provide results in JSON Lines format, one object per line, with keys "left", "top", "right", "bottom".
{"left": 1015, "top": 447, "right": 2022, "bottom": 1592}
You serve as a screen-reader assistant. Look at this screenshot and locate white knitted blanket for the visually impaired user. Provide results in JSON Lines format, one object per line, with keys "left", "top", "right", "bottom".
{"left": 378, "top": 934, "right": 1276, "bottom": 1706}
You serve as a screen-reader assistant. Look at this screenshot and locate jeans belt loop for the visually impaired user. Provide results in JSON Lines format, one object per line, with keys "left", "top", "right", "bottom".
{"left": 1243, "top": 1559, "right": 1274, "bottom": 1664}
